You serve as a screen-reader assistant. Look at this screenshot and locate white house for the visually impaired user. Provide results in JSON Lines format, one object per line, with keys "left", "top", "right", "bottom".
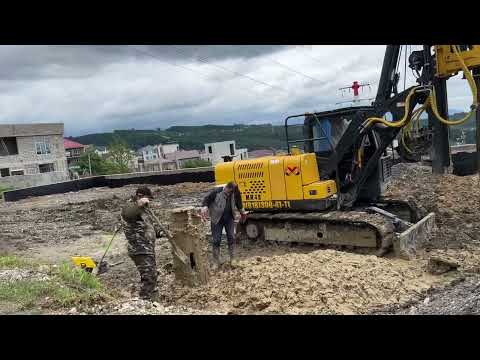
{"left": 204, "top": 140, "right": 248, "bottom": 165}
{"left": 138, "top": 145, "right": 159, "bottom": 161}
{"left": 160, "top": 143, "right": 179, "bottom": 157}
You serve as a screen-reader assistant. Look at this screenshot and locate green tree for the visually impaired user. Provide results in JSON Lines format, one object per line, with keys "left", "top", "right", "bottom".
{"left": 78, "top": 149, "right": 120, "bottom": 175}
{"left": 182, "top": 159, "right": 212, "bottom": 169}
{"left": 106, "top": 140, "right": 134, "bottom": 173}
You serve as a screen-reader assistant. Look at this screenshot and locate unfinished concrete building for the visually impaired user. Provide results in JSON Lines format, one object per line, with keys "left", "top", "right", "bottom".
{"left": 0, "top": 123, "right": 69, "bottom": 189}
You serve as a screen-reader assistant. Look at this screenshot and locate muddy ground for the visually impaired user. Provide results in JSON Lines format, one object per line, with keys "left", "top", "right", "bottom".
{"left": 1, "top": 165, "right": 479, "bottom": 315}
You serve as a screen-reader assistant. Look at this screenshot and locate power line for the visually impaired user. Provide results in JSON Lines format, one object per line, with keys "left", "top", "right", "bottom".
{"left": 169, "top": 45, "right": 290, "bottom": 93}
{"left": 128, "top": 46, "right": 219, "bottom": 82}
{"left": 127, "top": 46, "right": 286, "bottom": 100}
{"left": 268, "top": 58, "right": 324, "bottom": 83}
{"left": 223, "top": 45, "right": 325, "bottom": 84}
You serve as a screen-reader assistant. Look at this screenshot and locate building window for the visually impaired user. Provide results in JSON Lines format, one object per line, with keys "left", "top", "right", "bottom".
{"left": 240, "top": 154, "right": 243, "bottom": 160}
{"left": 35, "top": 137, "right": 51, "bottom": 155}
{"left": 0, "top": 168, "right": 10, "bottom": 177}
{"left": 230, "top": 143, "right": 235, "bottom": 156}
{"left": 0, "top": 137, "right": 19, "bottom": 156}
{"left": 39, "top": 163, "right": 55, "bottom": 173}
{"left": 10, "top": 169, "right": 25, "bottom": 176}
{"left": 208, "top": 146, "right": 212, "bottom": 154}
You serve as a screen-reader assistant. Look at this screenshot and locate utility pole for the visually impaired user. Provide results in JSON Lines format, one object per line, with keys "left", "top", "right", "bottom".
{"left": 88, "top": 152, "right": 92, "bottom": 176}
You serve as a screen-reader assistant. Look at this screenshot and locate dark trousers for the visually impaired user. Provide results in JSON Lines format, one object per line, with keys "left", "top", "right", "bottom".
{"left": 129, "top": 254, "right": 157, "bottom": 299}
{"left": 211, "top": 216, "right": 235, "bottom": 257}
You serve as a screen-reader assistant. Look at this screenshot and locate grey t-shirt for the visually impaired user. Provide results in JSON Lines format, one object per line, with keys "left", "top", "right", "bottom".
{"left": 223, "top": 192, "right": 233, "bottom": 220}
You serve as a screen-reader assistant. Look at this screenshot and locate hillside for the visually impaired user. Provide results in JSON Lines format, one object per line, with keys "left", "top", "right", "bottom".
{"left": 71, "top": 112, "right": 476, "bottom": 151}
{"left": 72, "top": 124, "right": 303, "bottom": 151}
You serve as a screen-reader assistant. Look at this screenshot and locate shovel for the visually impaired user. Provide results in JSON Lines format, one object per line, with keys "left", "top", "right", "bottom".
{"left": 71, "top": 227, "right": 120, "bottom": 276}
{"left": 94, "top": 227, "right": 121, "bottom": 275}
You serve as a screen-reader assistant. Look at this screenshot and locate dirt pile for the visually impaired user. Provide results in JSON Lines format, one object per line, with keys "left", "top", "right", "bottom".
{"left": 384, "top": 275, "right": 480, "bottom": 315}
{"left": 160, "top": 248, "right": 452, "bottom": 315}
{"left": 385, "top": 163, "right": 480, "bottom": 249}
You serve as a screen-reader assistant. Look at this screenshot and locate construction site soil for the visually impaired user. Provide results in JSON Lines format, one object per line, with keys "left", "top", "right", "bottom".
{"left": 1, "top": 164, "right": 479, "bottom": 315}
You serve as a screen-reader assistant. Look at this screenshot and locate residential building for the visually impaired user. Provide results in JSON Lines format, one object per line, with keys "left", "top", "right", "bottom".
{"left": 0, "top": 123, "right": 69, "bottom": 189}
{"left": 237, "top": 148, "right": 248, "bottom": 160}
{"left": 94, "top": 146, "right": 108, "bottom": 156}
{"left": 204, "top": 140, "right": 248, "bottom": 165}
{"left": 138, "top": 149, "right": 203, "bottom": 172}
{"left": 138, "top": 145, "right": 159, "bottom": 161}
{"left": 64, "top": 138, "right": 87, "bottom": 170}
{"left": 160, "top": 143, "right": 179, "bottom": 157}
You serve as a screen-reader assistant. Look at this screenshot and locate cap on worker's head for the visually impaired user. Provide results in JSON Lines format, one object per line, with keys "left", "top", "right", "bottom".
{"left": 135, "top": 186, "right": 153, "bottom": 199}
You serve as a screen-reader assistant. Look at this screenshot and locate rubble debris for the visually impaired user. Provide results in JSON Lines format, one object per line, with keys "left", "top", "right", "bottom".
{"left": 0, "top": 269, "right": 50, "bottom": 283}
{"left": 382, "top": 275, "right": 480, "bottom": 315}
{"left": 426, "top": 256, "right": 459, "bottom": 275}
{"left": 385, "top": 163, "right": 480, "bottom": 250}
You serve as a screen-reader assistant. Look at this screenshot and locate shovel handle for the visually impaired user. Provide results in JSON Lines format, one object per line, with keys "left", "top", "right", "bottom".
{"left": 97, "top": 227, "right": 120, "bottom": 268}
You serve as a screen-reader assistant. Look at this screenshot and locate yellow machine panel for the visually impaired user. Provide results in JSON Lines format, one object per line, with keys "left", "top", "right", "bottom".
{"left": 235, "top": 158, "right": 272, "bottom": 202}
{"left": 303, "top": 180, "right": 337, "bottom": 200}
{"left": 435, "top": 45, "right": 480, "bottom": 78}
{"left": 283, "top": 156, "right": 303, "bottom": 200}
{"left": 268, "top": 157, "right": 287, "bottom": 200}
{"left": 214, "top": 153, "right": 338, "bottom": 210}
{"left": 215, "top": 161, "right": 235, "bottom": 186}
{"left": 300, "top": 153, "right": 320, "bottom": 185}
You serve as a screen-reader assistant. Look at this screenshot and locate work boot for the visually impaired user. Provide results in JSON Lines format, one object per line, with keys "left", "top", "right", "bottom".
{"left": 227, "top": 246, "right": 237, "bottom": 268}
{"left": 212, "top": 246, "right": 220, "bottom": 270}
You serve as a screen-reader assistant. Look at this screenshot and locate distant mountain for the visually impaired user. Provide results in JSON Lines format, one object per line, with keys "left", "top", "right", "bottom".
{"left": 72, "top": 111, "right": 476, "bottom": 151}
{"left": 72, "top": 124, "right": 303, "bottom": 151}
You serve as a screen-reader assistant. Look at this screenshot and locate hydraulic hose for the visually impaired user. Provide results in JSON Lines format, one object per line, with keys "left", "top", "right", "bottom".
{"left": 401, "top": 105, "right": 426, "bottom": 153}
{"left": 365, "top": 86, "right": 422, "bottom": 128}
{"left": 427, "top": 45, "right": 478, "bottom": 126}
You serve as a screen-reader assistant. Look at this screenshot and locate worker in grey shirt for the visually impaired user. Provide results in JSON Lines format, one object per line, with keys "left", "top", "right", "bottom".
{"left": 201, "top": 181, "right": 246, "bottom": 269}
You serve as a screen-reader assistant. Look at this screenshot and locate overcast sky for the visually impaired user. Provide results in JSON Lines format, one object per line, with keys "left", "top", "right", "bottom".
{"left": 0, "top": 45, "right": 474, "bottom": 136}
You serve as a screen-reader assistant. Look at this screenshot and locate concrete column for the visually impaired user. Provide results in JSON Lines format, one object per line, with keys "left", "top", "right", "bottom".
{"left": 475, "top": 68, "right": 480, "bottom": 175}
{"left": 169, "top": 207, "right": 210, "bottom": 287}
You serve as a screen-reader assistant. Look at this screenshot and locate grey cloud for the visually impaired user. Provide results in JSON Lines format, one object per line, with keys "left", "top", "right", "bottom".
{"left": 139, "top": 45, "right": 291, "bottom": 62}
{"left": 0, "top": 45, "right": 289, "bottom": 83}
{"left": 0, "top": 45, "right": 472, "bottom": 137}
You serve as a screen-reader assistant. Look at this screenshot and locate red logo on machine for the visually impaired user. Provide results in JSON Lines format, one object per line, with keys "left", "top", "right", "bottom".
{"left": 286, "top": 166, "right": 300, "bottom": 176}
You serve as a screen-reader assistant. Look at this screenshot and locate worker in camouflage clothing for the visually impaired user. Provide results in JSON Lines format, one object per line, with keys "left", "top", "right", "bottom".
{"left": 121, "top": 186, "right": 165, "bottom": 300}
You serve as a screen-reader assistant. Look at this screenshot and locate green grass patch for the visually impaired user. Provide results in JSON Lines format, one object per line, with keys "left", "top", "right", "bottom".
{"left": 0, "top": 255, "right": 31, "bottom": 269}
{"left": 0, "top": 259, "right": 113, "bottom": 312}
{"left": 56, "top": 262, "right": 102, "bottom": 291}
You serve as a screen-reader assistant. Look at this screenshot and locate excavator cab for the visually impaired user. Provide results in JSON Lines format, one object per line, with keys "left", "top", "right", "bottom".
{"left": 285, "top": 106, "right": 393, "bottom": 205}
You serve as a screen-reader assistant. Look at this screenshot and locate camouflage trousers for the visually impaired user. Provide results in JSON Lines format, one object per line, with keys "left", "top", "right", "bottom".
{"left": 129, "top": 254, "right": 158, "bottom": 300}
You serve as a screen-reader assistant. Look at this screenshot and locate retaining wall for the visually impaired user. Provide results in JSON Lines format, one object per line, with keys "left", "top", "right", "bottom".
{"left": 3, "top": 167, "right": 214, "bottom": 202}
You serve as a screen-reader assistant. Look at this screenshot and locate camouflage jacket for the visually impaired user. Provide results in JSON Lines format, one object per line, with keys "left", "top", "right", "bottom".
{"left": 120, "top": 199, "right": 163, "bottom": 256}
